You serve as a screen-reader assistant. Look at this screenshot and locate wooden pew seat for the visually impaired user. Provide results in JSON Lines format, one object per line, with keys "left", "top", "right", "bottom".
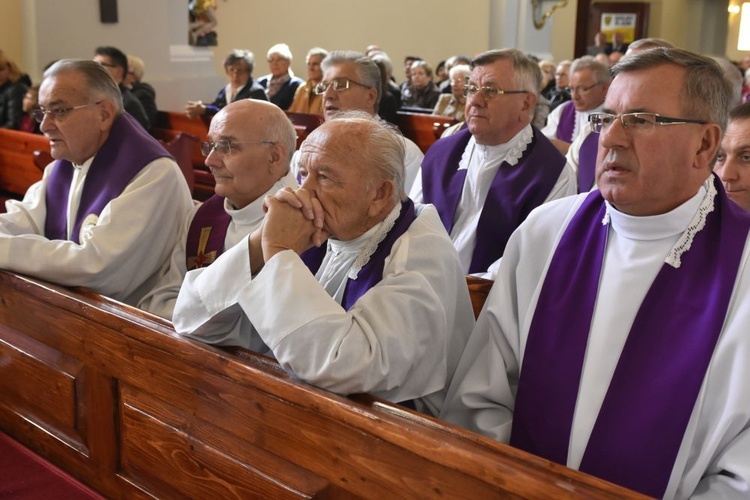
{"left": 0, "top": 129, "right": 48, "bottom": 198}
{"left": 0, "top": 271, "right": 646, "bottom": 498}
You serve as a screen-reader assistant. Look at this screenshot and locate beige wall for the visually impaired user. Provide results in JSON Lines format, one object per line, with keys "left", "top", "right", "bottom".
{"left": 0, "top": 0, "right": 23, "bottom": 67}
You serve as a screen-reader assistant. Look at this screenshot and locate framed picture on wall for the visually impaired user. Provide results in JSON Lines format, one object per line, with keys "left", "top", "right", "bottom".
{"left": 578, "top": 2, "right": 650, "bottom": 56}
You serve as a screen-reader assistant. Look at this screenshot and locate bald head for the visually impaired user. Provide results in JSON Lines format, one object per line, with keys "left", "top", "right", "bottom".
{"left": 205, "top": 99, "right": 297, "bottom": 208}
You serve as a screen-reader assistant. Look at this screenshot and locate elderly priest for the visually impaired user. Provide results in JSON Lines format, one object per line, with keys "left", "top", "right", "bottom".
{"left": 174, "top": 112, "right": 474, "bottom": 416}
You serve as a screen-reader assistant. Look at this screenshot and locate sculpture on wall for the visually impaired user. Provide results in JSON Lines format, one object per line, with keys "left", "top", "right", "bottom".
{"left": 189, "top": 0, "right": 224, "bottom": 46}
{"left": 531, "top": 0, "right": 569, "bottom": 29}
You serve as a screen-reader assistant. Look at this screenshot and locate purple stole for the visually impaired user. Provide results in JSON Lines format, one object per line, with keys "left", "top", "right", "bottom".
{"left": 421, "top": 127, "right": 565, "bottom": 273}
{"left": 185, "top": 195, "right": 231, "bottom": 270}
{"left": 555, "top": 101, "right": 576, "bottom": 143}
{"left": 44, "top": 113, "right": 171, "bottom": 243}
{"left": 577, "top": 131, "right": 599, "bottom": 193}
{"left": 300, "top": 200, "right": 416, "bottom": 311}
{"left": 509, "top": 177, "right": 750, "bottom": 497}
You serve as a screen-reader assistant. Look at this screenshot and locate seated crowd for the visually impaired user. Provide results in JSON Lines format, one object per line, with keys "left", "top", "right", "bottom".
{"left": 2, "top": 37, "right": 750, "bottom": 499}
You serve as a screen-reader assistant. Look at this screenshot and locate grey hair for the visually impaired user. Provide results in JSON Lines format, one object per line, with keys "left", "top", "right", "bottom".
{"left": 570, "top": 55, "right": 611, "bottom": 84}
{"left": 306, "top": 47, "right": 328, "bottom": 63}
{"left": 471, "top": 48, "right": 542, "bottom": 96}
{"left": 325, "top": 110, "right": 406, "bottom": 201}
{"left": 267, "top": 43, "right": 293, "bottom": 61}
{"left": 449, "top": 64, "right": 471, "bottom": 80}
{"left": 370, "top": 52, "right": 393, "bottom": 78}
{"left": 127, "top": 55, "right": 145, "bottom": 81}
{"left": 44, "top": 59, "right": 124, "bottom": 114}
{"left": 612, "top": 47, "right": 731, "bottom": 132}
{"left": 224, "top": 49, "right": 254, "bottom": 74}
{"left": 264, "top": 106, "right": 298, "bottom": 165}
{"left": 627, "top": 38, "right": 674, "bottom": 54}
{"left": 321, "top": 50, "right": 382, "bottom": 111}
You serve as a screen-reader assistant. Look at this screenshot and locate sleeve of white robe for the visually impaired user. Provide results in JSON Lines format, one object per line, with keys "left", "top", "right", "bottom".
{"left": 0, "top": 158, "right": 193, "bottom": 304}
{"left": 137, "top": 203, "right": 198, "bottom": 319}
{"left": 174, "top": 208, "right": 474, "bottom": 405}
{"left": 541, "top": 103, "right": 564, "bottom": 139}
{"left": 402, "top": 137, "right": 424, "bottom": 195}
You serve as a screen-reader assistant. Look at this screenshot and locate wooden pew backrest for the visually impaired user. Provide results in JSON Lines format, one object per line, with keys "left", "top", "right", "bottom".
{"left": 396, "top": 111, "right": 457, "bottom": 153}
{"left": 0, "top": 129, "right": 49, "bottom": 197}
{"left": 0, "top": 271, "right": 646, "bottom": 499}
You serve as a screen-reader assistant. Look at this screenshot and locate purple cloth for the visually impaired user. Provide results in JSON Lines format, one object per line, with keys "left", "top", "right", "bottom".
{"left": 301, "top": 199, "right": 416, "bottom": 310}
{"left": 421, "top": 126, "right": 566, "bottom": 273}
{"left": 577, "top": 132, "right": 599, "bottom": 193}
{"left": 556, "top": 101, "right": 576, "bottom": 143}
{"left": 44, "top": 113, "right": 171, "bottom": 243}
{"left": 185, "top": 195, "right": 231, "bottom": 269}
{"left": 510, "top": 177, "right": 750, "bottom": 497}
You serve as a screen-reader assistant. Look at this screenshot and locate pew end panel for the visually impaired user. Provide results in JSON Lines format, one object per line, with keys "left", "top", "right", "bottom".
{"left": 0, "top": 272, "right": 647, "bottom": 499}
{"left": 0, "top": 129, "right": 49, "bottom": 198}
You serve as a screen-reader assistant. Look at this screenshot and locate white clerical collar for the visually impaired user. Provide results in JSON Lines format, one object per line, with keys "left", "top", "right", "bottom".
{"left": 74, "top": 155, "right": 95, "bottom": 172}
{"left": 328, "top": 202, "right": 402, "bottom": 280}
{"left": 470, "top": 124, "right": 533, "bottom": 165}
{"left": 604, "top": 175, "right": 714, "bottom": 268}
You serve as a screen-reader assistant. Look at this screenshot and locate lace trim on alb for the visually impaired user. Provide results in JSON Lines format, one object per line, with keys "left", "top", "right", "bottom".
{"left": 505, "top": 126, "right": 533, "bottom": 167}
{"left": 347, "top": 203, "right": 402, "bottom": 280}
{"left": 665, "top": 177, "right": 715, "bottom": 268}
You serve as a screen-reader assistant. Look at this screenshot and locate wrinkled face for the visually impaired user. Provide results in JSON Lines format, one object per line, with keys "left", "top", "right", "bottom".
{"left": 38, "top": 72, "right": 109, "bottom": 165}
{"left": 297, "top": 124, "right": 380, "bottom": 241}
{"left": 715, "top": 118, "right": 750, "bottom": 212}
{"left": 307, "top": 54, "right": 324, "bottom": 82}
{"left": 93, "top": 54, "right": 124, "bottom": 84}
{"left": 569, "top": 68, "right": 608, "bottom": 111}
{"left": 410, "top": 66, "right": 430, "bottom": 89}
{"left": 268, "top": 53, "right": 290, "bottom": 78}
{"left": 465, "top": 58, "right": 534, "bottom": 146}
{"left": 555, "top": 63, "right": 570, "bottom": 89}
{"left": 321, "top": 62, "right": 377, "bottom": 120}
{"left": 204, "top": 107, "right": 280, "bottom": 209}
{"left": 225, "top": 61, "right": 250, "bottom": 87}
{"left": 596, "top": 65, "right": 715, "bottom": 216}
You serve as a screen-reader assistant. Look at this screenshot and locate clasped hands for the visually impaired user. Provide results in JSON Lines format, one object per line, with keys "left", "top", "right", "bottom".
{"left": 248, "top": 187, "right": 329, "bottom": 274}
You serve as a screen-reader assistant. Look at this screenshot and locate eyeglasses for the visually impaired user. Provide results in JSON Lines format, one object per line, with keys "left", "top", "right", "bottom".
{"left": 589, "top": 112, "right": 708, "bottom": 134}
{"left": 32, "top": 102, "right": 101, "bottom": 123}
{"left": 200, "top": 140, "right": 276, "bottom": 156}
{"left": 462, "top": 83, "right": 528, "bottom": 100}
{"left": 313, "top": 77, "right": 370, "bottom": 95}
{"left": 564, "top": 83, "right": 601, "bottom": 95}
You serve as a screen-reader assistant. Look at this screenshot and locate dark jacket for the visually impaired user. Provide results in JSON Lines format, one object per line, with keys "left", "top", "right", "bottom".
{"left": 205, "top": 78, "right": 268, "bottom": 115}
{"left": 257, "top": 74, "right": 304, "bottom": 111}
{"left": 121, "top": 86, "right": 151, "bottom": 131}
{"left": 130, "top": 81, "right": 158, "bottom": 131}
{"left": 0, "top": 80, "right": 28, "bottom": 130}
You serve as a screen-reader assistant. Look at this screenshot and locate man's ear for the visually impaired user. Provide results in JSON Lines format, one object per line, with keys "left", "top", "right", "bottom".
{"left": 694, "top": 123, "right": 722, "bottom": 170}
{"left": 521, "top": 92, "right": 537, "bottom": 115}
{"left": 367, "top": 178, "right": 396, "bottom": 217}
{"left": 268, "top": 143, "right": 287, "bottom": 175}
{"left": 98, "top": 100, "right": 117, "bottom": 131}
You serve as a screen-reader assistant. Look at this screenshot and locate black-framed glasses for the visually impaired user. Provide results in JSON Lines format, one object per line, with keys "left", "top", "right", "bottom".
{"left": 462, "top": 83, "right": 528, "bottom": 100}
{"left": 32, "top": 102, "right": 101, "bottom": 123}
{"left": 200, "top": 140, "right": 276, "bottom": 156}
{"left": 313, "top": 77, "right": 370, "bottom": 96}
{"left": 564, "top": 82, "right": 602, "bottom": 95}
{"left": 589, "top": 112, "right": 708, "bottom": 134}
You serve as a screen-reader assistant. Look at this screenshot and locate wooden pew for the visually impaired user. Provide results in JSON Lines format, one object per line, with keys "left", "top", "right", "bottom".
{"left": 0, "top": 271, "right": 646, "bottom": 498}
{"left": 396, "top": 111, "right": 457, "bottom": 153}
{"left": 0, "top": 128, "right": 49, "bottom": 199}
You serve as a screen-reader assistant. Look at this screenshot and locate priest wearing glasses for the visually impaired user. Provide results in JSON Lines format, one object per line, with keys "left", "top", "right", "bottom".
{"left": 290, "top": 50, "right": 424, "bottom": 193}
{"left": 0, "top": 59, "right": 192, "bottom": 306}
{"left": 441, "top": 48, "right": 750, "bottom": 499}
{"left": 410, "top": 48, "right": 576, "bottom": 279}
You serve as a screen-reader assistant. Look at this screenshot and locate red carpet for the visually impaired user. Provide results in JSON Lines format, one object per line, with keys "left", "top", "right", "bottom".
{"left": 0, "top": 432, "right": 103, "bottom": 499}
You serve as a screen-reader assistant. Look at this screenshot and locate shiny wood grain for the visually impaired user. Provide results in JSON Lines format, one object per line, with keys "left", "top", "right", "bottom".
{"left": 0, "top": 271, "right": 650, "bottom": 499}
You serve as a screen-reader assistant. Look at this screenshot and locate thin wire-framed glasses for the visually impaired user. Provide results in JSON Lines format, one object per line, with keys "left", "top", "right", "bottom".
{"left": 462, "top": 83, "right": 528, "bottom": 100}
{"left": 588, "top": 112, "right": 708, "bottom": 134}
{"left": 32, "top": 102, "right": 101, "bottom": 123}
{"left": 200, "top": 140, "right": 276, "bottom": 156}
{"left": 313, "top": 77, "right": 370, "bottom": 96}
